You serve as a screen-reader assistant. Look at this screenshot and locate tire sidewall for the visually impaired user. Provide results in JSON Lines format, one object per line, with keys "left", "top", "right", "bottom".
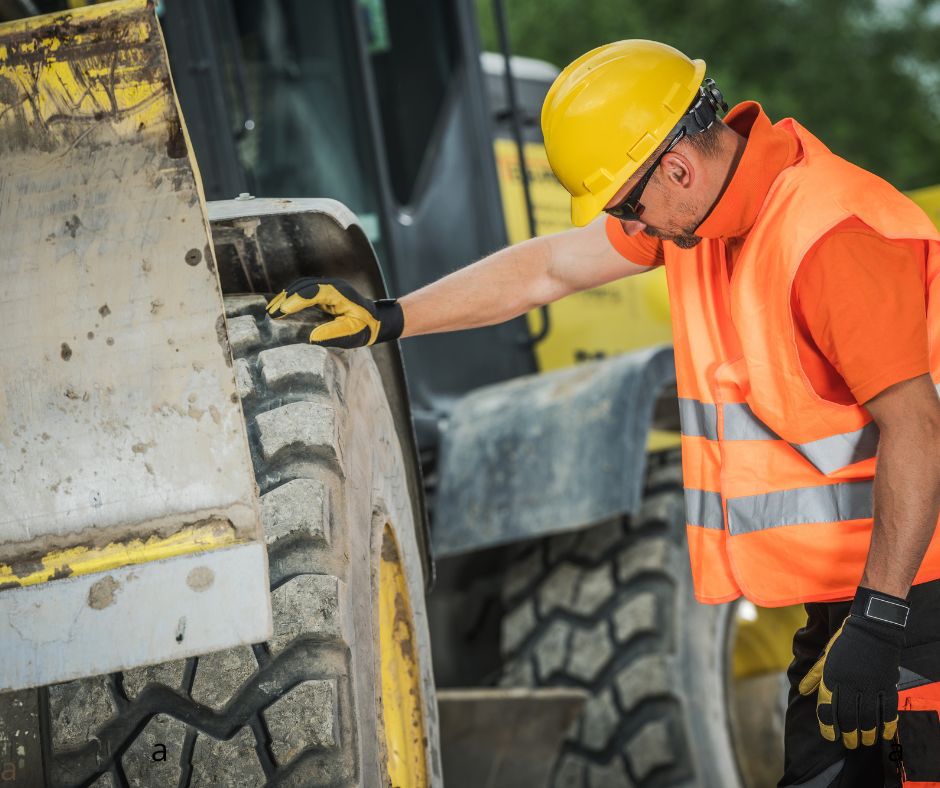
{"left": 338, "top": 348, "right": 442, "bottom": 786}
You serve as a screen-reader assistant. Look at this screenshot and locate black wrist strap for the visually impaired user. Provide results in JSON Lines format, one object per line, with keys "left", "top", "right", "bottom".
{"left": 851, "top": 585, "right": 910, "bottom": 629}
{"left": 374, "top": 298, "right": 404, "bottom": 343}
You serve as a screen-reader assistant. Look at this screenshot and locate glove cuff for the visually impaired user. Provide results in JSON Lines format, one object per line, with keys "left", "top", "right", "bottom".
{"left": 851, "top": 585, "right": 910, "bottom": 630}
{"left": 374, "top": 298, "right": 405, "bottom": 344}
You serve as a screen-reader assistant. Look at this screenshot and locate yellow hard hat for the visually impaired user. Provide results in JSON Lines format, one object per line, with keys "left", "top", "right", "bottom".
{"left": 542, "top": 40, "right": 707, "bottom": 227}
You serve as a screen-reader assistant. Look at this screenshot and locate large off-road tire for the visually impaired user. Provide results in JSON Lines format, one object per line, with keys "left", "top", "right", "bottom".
{"left": 0, "top": 296, "right": 440, "bottom": 787}
{"left": 498, "top": 449, "right": 742, "bottom": 788}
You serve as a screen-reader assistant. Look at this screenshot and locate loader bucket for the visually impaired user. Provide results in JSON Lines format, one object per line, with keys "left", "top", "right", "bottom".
{"left": 0, "top": 0, "right": 271, "bottom": 691}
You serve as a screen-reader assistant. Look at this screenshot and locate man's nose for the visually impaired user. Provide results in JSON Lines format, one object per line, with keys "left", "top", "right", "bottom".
{"left": 619, "top": 219, "right": 647, "bottom": 236}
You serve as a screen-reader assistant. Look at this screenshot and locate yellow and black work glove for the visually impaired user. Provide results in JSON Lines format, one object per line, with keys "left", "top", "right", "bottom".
{"left": 798, "top": 586, "right": 909, "bottom": 749}
{"left": 266, "top": 277, "right": 404, "bottom": 348}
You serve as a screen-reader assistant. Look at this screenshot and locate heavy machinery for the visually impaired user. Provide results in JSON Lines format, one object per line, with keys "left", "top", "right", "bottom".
{"left": 3, "top": 1, "right": 939, "bottom": 787}
{"left": 0, "top": 4, "right": 438, "bottom": 787}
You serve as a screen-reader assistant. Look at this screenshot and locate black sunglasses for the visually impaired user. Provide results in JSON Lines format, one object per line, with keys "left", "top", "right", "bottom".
{"left": 604, "top": 127, "right": 687, "bottom": 223}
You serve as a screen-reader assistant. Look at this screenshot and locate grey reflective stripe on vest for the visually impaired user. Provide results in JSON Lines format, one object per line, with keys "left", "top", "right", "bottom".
{"left": 789, "top": 382, "right": 939, "bottom": 473}
{"left": 684, "top": 488, "right": 724, "bottom": 529}
{"left": 694, "top": 397, "right": 880, "bottom": 474}
{"left": 722, "top": 402, "right": 779, "bottom": 440}
{"left": 792, "top": 421, "right": 880, "bottom": 474}
{"left": 678, "top": 398, "right": 718, "bottom": 440}
{"left": 726, "top": 481, "right": 873, "bottom": 536}
{"left": 723, "top": 400, "right": 879, "bottom": 472}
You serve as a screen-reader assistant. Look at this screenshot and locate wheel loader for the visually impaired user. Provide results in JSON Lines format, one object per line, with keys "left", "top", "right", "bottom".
{"left": 3, "top": 2, "right": 939, "bottom": 787}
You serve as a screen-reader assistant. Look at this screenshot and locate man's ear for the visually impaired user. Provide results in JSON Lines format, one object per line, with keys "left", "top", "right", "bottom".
{"left": 661, "top": 152, "right": 695, "bottom": 189}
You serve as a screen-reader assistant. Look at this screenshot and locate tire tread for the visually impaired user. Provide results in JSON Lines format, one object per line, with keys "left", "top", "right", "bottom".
{"left": 31, "top": 305, "right": 366, "bottom": 787}
{"left": 499, "top": 451, "right": 697, "bottom": 787}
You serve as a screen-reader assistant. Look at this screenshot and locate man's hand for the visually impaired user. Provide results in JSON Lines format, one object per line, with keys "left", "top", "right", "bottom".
{"left": 798, "top": 586, "right": 908, "bottom": 748}
{"left": 266, "top": 277, "right": 404, "bottom": 348}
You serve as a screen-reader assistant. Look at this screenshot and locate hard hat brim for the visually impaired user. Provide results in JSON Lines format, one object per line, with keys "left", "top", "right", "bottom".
{"left": 571, "top": 193, "right": 607, "bottom": 227}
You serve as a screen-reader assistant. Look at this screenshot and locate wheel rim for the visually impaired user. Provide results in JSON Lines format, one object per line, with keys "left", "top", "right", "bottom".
{"left": 726, "top": 600, "right": 806, "bottom": 786}
{"left": 379, "top": 524, "right": 428, "bottom": 787}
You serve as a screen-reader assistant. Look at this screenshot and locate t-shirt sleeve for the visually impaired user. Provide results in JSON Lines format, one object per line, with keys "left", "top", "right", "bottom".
{"left": 792, "top": 220, "right": 929, "bottom": 405}
{"left": 605, "top": 215, "right": 665, "bottom": 268}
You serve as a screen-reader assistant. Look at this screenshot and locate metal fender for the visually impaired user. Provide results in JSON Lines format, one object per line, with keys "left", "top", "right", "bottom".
{"left": 432, "top": 346, "right": 677, "bottom": 557}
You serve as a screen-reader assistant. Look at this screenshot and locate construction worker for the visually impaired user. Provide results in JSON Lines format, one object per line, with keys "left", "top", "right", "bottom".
{"left": 267, "top": 40, "right": 940, "bottom": 787}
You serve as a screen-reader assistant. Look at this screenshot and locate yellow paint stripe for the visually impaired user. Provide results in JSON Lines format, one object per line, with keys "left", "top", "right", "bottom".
{"left": 0, "top": 0, "right": 168, "bottom": 142}
{"left": 379, "top": 524, "right": 428, "bottom": 788}
{"left": 0, "top": 0, "right": 146, "bottom": 37}
{"left": 0, "top": 521, "right": 243, "bottom": 589}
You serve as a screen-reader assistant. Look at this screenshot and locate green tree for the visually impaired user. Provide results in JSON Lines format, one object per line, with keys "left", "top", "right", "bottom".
{"left": 476, "top": 0, "right": 940, "bottom": 189}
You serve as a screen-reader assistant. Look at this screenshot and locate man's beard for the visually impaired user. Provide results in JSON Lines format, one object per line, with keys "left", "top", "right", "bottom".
{"left": 643, "top": 225, "right": 702, "bottom": 249}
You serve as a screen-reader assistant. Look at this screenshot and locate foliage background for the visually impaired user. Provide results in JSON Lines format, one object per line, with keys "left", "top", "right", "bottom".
{"left": 475, "top": 0, "right": 940, "bottom": 190}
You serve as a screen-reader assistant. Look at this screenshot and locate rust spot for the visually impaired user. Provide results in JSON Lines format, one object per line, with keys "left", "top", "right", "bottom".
{"left": 381, "top": 529, "right": 398, "bottom": 563}
{"left": 394, "top": 591, "right": 416, "bottom": 662}
{"left": 185, "top": 248, "right": 202, "bottom": 267}
{"left": 204, "top": 243, "right": 216, "bottom": 274}
{"left": 166, "top": 118, "right": 186, "bottom": 159}
{"left": 9, "top": 556, "right": 43, "bottom": 578}
{"left": 64, "top": 215, "right": 81, "bottom": 238}
{"left": 89, "top": 575, "right": 119, "bottom": 610}
{"left": 131, "top": 440, "right": 155, "bottom": 454}
{"left": 98, "top": 304, "right": 111, "bottom": 317}
{"left": 60, "top": 342, "right": 72, "bottom": 361}
{"left": 230, "top": 392, "right": 238, "bottom": 404}
{"left": 215, "top": 315, "right": 233, "bottom": 368}
{"left": 186, "top": 566, "right": 214, "bottom": 592}
{"left": 0, "top": 75, "right": 17, "bottom": 104}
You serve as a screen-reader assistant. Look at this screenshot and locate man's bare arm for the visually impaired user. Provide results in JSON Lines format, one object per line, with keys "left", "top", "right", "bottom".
{"left": 399, "top": 216, "right": 651, "bottom": 338}
{"left": 860, "top": 373, "right": 940, "bottom": 597}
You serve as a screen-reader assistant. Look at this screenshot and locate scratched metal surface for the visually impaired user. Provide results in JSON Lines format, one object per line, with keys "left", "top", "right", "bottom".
{"left": 0, "top": 2, "right": 262, "bottom": 568}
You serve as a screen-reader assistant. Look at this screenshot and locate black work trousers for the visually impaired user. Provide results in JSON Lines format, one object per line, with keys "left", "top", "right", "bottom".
{"left": 778, "top": 578, "right": 940, "bottom": 788}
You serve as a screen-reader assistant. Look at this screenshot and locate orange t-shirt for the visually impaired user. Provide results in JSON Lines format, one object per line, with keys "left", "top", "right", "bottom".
{"left": 605, "top": 103, "right": 929, "bottom": 406}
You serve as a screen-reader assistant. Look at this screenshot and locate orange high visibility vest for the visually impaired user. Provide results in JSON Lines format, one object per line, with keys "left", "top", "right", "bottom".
{"left": 671, "top": 118, "right": 940, "bottom": 607}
